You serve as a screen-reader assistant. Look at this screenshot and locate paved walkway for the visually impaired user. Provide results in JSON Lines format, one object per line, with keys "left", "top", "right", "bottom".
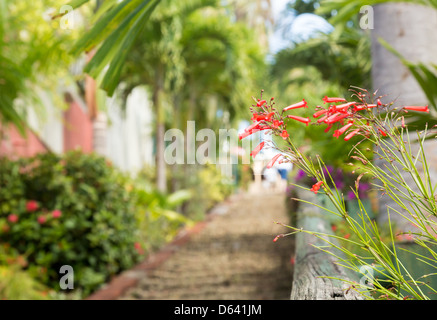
{"left": 119, "top": 190, "right": 294, "bottom": 300}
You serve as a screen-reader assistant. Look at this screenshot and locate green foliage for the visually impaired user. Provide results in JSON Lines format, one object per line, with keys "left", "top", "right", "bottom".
{"left": 134, "top": 188, "right": 192, "bottom": 252}
{"left": 0, "top": 151, "right": 141, "bottom": 296}
{"left": 66, "top": 0, "right": 160, "bottom": 96}
{"left": 0, "top": 0, "right": 82, "bottom": 132}
{"left": 317, "top": 0, "right": 437, "bottom": 26}
{"left": 0, "top": 266, "right": 49, "bottom": 300}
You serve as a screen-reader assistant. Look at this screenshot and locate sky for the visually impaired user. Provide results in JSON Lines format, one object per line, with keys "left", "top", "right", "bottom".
{"left": 268, "top": 0, "right": 333, "bottom": 54}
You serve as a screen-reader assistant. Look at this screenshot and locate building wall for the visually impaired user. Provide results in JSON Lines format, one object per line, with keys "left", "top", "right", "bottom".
{"left": 0, "top": 123, "right": 49, "bottom": 159}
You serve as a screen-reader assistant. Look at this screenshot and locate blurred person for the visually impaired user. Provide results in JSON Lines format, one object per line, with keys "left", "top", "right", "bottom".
{"left": 262, "top": 166, "right": 279, "bottom": 191}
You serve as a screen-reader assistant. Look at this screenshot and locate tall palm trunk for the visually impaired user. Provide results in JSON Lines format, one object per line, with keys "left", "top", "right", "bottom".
{"left": 154, "top": 67, "right": 167, "bottom": 193}
{"left": 371, "top": 3, "right": 437, "bottom": 229}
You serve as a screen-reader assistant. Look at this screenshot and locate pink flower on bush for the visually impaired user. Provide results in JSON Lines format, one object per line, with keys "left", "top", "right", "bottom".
{"left": 134, "top": 242, "right": 144, "bottom": 255}
{"left": 26, "top": 200, "right": 39, "bottom": 212}
{"left": 37, "top": 216, "right": 46, "bottom": 224}
{"left": 7, "top": 214, "right": 18, "bottom": 223}
{"left": 52, "top": 210, "right": 62, "bottom": 219}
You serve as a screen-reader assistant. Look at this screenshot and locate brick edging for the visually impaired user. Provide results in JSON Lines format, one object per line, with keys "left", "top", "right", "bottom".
{"left": 85, "top": 210, "right": 222, "bottom": 300}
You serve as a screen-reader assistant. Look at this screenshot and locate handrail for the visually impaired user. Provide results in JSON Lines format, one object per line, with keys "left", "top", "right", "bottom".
{"left": 289, "top": 189, "right": 363, "bottom": 300}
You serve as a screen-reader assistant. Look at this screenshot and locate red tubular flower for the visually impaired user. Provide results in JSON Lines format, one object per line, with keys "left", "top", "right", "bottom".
{"left": 267, "top": 154, "right": 282, "bottom": 169}
{"left": 323, "top": 96, "right": 346, "bottom": 104}
{"left": 239, "top": 130, "right": 256, "bottom": 140}
{"left": 325, "top": 113, "right": 350, "bottom": 124}
{"left": 256, "top": 99, "right": 267, "bottom": 107}
{"left": 273, "top": 234, "right": 284, "bottom": 242}
{"left": 283, "top": 99, "right": 307, "bottom": 112}
{"left": 313, "top": 109, "right": 328, "bottom": 118}
{"left": 287, "top": 115, "right": 310, "bottom": 126}
{"left": 333, "top": 122, "right": 354, "bottom": 138}
{"left": 403, "top": 105, "right": 429, "bottom": 113}
{"left": 245, "top": 121, "right": 262, "bottom": 132}
{"left": 378, "top": 128, "right": 387, "bottom": 137}
{"left": 253, "top": 112, "right": 275, "bottom": 122}
{"left": 333, "top": 101, "right": 357, "bottom": 112}
{"left": 281, "top": 130, "right": 289, "bottom": 140}
{"left": 250, "top": 141, "right": 265, "bottom": 158}
{"left": 317, "top": 115, "right": 328, "bottom": 123}
{"left": 239, "top": 125, "right": 271, "bottom": 140}
{"left": 344, "top": 128, "right": 360, "bottom": 141}
{"left": 310, "top": 181, "right": 323, "bottom": 194}
{"left": 324, "top": 124, "right": 333, "bottom": 133}
{"left": 354, "top": 104, "right": 377, "bottom": 111}
{"left": 271, "top": 119, "right": 283, "bottom": 129}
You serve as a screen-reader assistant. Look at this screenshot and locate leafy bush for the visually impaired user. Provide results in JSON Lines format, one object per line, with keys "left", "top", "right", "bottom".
{"left": 134, "top": 188, "right": 193, "bottom": 252}
{"left": 0, "top": 151, "right": 141, "bottom": 296}
{"left": 181, "top": 163, "right": 234, "bottom": 220}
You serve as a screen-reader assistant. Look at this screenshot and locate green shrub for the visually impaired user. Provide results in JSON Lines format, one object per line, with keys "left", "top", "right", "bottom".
{"left": 0, "top": 151, "right": 141, "bottom": 296}
{"left": 181, "top": 163, "right": 234, "bottom": 220}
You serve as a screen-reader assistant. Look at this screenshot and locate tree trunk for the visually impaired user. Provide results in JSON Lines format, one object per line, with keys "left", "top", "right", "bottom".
{"left": 371, "top": 3, "right": 437, "bottom": 230}
{"left": 154, "top": 69, "right": 167, "bottom": 193}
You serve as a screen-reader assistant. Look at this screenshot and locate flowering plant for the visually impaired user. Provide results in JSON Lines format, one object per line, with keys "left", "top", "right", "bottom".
{"left": 241, "top": 86, "right": 437, "bottom": 299}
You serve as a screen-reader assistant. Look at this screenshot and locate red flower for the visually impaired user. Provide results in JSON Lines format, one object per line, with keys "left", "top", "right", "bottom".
{"left": 280, "top": 130, "right": 289, "bottom": 140}
{"left": 239, "top": 127, "right": 266, "bottom": 140}
{"left": 267, "top": 154, "right": 282, "bottom": 169}
{"left": 378, "top": 128, "right": 387, "bottom": 137}
{"left": 134, "top": 242, "right": 145, "bottom": 255}
{"left": 353, "top": 104, "right": 377, "bottom": 111}
{"left": 283, "top": 99, "right": 307, "bottom": 111}
{"left": 310, "top": 181, "right": 323, "bottom": 194}
{"left": 403, "top": 105, "right": 429, "bottom": 113}
{"left": 333, "top": 122, "right": 354, "bottom": 138}
{"left": 313, "top": 109, "right": 328, "bottom": 118}
{"left": 344, "top": 129, "right": 360, "bottom": 141}
{"left": 37, "top": 216, "right": 46, "bottom": 224}
{"left": 271, "top": 119, "right": 283, "bottom": 129}
{"left": 7, "top": 214, "right": 18, "bottom": 223}
{"left": 324, "top": 124, "right": 333, "bottom": 133}
{"left": 287, "top": 115, "right": 310, "bottom": 126}
{"left": 332, "top": 101, "right": 357, "bottom": 112}
{"left": 52, "top": 210, "right": 62, "bottom": 219}
{"left": 344, "top": 233, "right": 351, "bottom": 239}
{"left": 245, "top": 121, "right": 262, "bottom": 132}
{"left": 323, "top": 96, "right": 346, "bottom": 104}
{"left": 331, "top": 224, "right": 337, "bottom": 232}
{"left": 26, "top": 200, "right": 39, "bottom": 212}
{"left": 252, "top": 112, "right": 275, "bottom": 122}
{"left": 250, "top": 142, "right": 265, "bottom": 158}
{"left": 256, "top": 99, "right": 267, "bottom": 107}
{"left": 317, "top": 115, "right": 328, "bottom": 123}
{"left": 325, "top": 112, "right": 349, "bottom": 124}
{"left": 273, "top": 234, "right": 284, "bottom": 242}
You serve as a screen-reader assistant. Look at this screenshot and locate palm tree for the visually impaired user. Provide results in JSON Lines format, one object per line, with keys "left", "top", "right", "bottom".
{"left": 119, "top": 0, "right": 266, "bottom": 192}
{"left": 370, "top": 2, "right": 437, "bottom": 229}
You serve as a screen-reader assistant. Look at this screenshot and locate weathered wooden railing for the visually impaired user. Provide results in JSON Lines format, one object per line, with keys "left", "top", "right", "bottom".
{"left": 289, "top": 189, "right": 363, "bottom": 300}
